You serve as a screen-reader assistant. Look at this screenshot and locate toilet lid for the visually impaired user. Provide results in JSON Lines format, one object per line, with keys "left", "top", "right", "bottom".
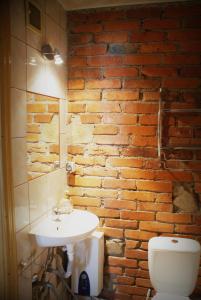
{"left": 152, "top": 293, "right": 190, "bottom": 300}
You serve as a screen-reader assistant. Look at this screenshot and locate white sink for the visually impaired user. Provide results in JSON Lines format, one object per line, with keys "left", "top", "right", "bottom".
{"left": 29, "top": 209, "right": 99, "bottom": 247}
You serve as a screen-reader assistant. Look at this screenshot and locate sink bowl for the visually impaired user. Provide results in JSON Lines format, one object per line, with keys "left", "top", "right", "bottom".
{"left": 29, "top": 209, "right": 99, "bottom": 247}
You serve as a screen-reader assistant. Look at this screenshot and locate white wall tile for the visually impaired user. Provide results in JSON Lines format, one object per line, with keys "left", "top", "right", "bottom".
{"left": 11, "top": 88, "right": 26, "bottom": 138}
{"left": 46, "top": 0, "right": 60, "bottom": 24}
{"left": 46, "top": 168, "right": 66, "bottom": 209}
{"left": 10, "top": 0, "right": 26, "bottom": 42}
{"left": 18, "top": 267, "right": 32, "bottom": 300}
{"left": 45, "top": 15, "right": 60, "bottom": 50}
{"left": 60, "top": 99, "right": 67, "bottom": 134}
{"left": 16, "top": 224, "right": 32, "bottom": 270}
{"left": 12, "top": 138, "right": 27, "bottom": 187}
{"left": 29, "top": 173, "right": 49, "bottom": 223}
{"left": 11, "top": 37, "right": 26, "bottom": 90}
{"left": 14, "top": 183, "right": 29, "bottom": 232}
{"left": 27, "top": 45, "right": 46, "bottom": 95}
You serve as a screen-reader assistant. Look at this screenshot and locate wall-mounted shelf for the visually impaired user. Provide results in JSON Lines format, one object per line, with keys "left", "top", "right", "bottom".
{"left": 158, "top": 89, "right": 201, "bottom": 160}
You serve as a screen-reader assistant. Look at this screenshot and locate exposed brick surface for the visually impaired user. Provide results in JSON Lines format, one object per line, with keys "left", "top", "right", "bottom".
{"left": 67, "top": 3, "right": 201, "bottom": 298}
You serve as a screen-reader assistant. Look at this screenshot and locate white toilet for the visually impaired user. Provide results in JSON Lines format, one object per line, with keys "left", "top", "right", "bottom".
{"left": 148, "top": 237, "right": 201, "bottom": 300}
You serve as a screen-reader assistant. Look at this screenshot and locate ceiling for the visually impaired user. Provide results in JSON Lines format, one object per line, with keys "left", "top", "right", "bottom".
{"left": 58, "top": 0, "right": 188, "bottom": 11}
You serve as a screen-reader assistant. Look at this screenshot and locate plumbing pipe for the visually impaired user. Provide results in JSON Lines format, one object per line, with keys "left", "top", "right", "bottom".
{"left": 146, "top": 288, "right": 151, "bottom": 300}
{"left": 64, "top": 243, "right": 75, "bottom": 278}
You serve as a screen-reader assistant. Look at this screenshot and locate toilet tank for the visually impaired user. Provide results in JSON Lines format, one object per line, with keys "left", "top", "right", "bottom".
{"left": 148, "top": 237, "right": 200, "bottom": 296}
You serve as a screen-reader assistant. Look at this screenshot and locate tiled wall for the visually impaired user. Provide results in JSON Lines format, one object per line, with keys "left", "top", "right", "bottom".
{"left": 10, "top": 0, "right": 67, "bottom": 298}
{"left": 67, "top": 2, "right": 201, "bottom": 299}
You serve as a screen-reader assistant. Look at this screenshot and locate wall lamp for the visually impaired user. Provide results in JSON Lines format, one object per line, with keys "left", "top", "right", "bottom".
{"left": 41, "top": 44, "right": 63, "bottom": 65}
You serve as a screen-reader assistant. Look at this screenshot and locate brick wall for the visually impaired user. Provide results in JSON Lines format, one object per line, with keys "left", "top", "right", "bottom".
{"left": 27, "top": 93, "right": 59, "bottom": 179}
{"left": 67, "top": 2, "right": 201, "bottom": 299}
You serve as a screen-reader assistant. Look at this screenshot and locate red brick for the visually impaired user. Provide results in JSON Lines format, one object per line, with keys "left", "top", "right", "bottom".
{"left": 105, "top": 266, "right": 122, "bottom": 275}
{"left": 104, "top": 199, "right": 136, "bottom": 210}
{"left": 69, "top": 33, "right": 93, "bottom": 45}
{"left": 116, "top": 276, "right": 135, "bottom": 285}
{"left": 179, "top": 41, "right": 201, "bottom": 52}
{"left": 87, "top": 10, "right": 125, "bottom": 22}
{"left": 124, "top": 103, "right": 158, "bottom": 114}
{"left": 73, "top": 155, "right": 105, "bottom": 166}
{"left": 68, "top": 56, "right": 87, "bottom": 67}
{"left": 69, "top": 175, "right": 101, "bottom": 187}
{"left": 123, "top": 54, "right": 162, "bottom": 65}
{"left": 68, "top": 90, "right": 101, "bottom": 101}
{"left": 74, "top": 44, "right": 107, "bottom": 56}
{"left": 125, "top": 230, "right": 157, "bottom": 241}
{"left": 87, "top": 102, "right": 121, "bottom": 113}
{"left": 183, "top": 17, "right": 201, "bottom": 28}
{"left": 80, "top": 114, "right": 102, "bottom": 124}
{"left": 143, "top": 19, "right": 180, "bottom": 29}
{"left": 140, "top": 221, "right": 174, "bottom": 233}
{"left": 103, "top": 114, "right": 137, "bottom": 125}
{"left": 139, "top": 115, "right": 157, "bottom": 125}
{"left": 121, "top": 211, "right": 155, "bottom": 221}
{"left": 156, "top": 212, "right": 191, "bottom": 224}
{"left": 138, "top": 261, "right": 148, "bottom": 270}
{"left": 143, "top": 92, "right": 160, "bottom": 101}
{"left": 140, "top": 42, "right": 177, "bottom": 53}
{"left": 87, "top": 55, "right": 122, "bottom": 66}
{"left": 136, "top": 180, "right": 172, "bottom": 193}
{"left": 68, "top": 103, "right": 86, "bottom": 113}
{"left": 104, "top": 67, "right": 138, "bottom": 78}
{"left": 104, "top": 20, "right": 140, "bottom": 31}
{"left": 124, "top": 79, "right": 160, "bottom": 89}
{"left": 175, "top": 225, "right": 201, "bottom": 235}
{"left": 69, "top": 67, "right": 101, "bottom": 79}
{"left": 93, "top": 124, "right": 118, "bottom": 135}
{"left": 132, "top": 136, "right": 157, "bottom": 147}
{"left": 71, "top": 196, "right": 101, "bottom": 207}
{"left": 86, "top": 79, "right": 121, "bottom": 89}
{"left": 95, "top": 32, "right": 128, "bottom": 43}
{"left": 88, "top": 207, "right": 119, "bottom": 218}
{"left": 130, "top": 32, "right": 165, "bottom": 42}
{"left": 117, "top": 285, "right": 147, "bottom": 296}
{"left": 103, "top": 90, "right": 139, "bottom": 101}
{"left": 163, "top": 54, "right": 200, "bottom": 65}
{"left": 103, "top": 178, "right": 136, "bottom": 190}
{"left": 156, "top": 170, "right": 193, "bottom": 182}
{"left": 105, "top": 218, "right": 137, "bottom": 229}
{"left": 156, "top": 193, "right": 172, "bottom": 203}
{"left": 68, "top": 79, "right": 85, "bottom": 89}
{"left": 141, "top": 67, "right": 177, "bottom": 77}
{"left": 94, "top": 135, "right": 128, "bottom": 145}
{"left": 120, "top": 191, "right": 156, "bottom": 202}
{"left": 120, "top": 125, "right": 156, "bottom": 136}
{"left": 72, "top": 23, "right": 102, "bottom": 33}
{"left": 138, "top": 202, "right": 173, "bottom": 212}
{"left": 136, "top": 278, "right": 152, "bottom": 288}
{"left": 87, "top": 145, "right": 119, "bottom": 156}
{"left": 84, "top": 166, "right": 117, "bottom": 177}
{"left": 108, "top": 158, "right": 143, "bottom": 168}
{"left": 125, "top": 249, "right": 148, "bottom": 260}
{"left": 108, "top": 256, "right": 137, "bottom": 268}
{"left": 180, "top": 67, "right": 201, "bottom": 77}
{"left": 125, "top": 240, "right": 139, "bottom": 249}
{"left": 168, "top": 29, "right": 201, "bottom": 41}
{"left": 163, "top": 78, "right": 201, "bottom": 89}
{"left": 68, "top": 145, "right": 84, "bottom": 155}
{"left": 120, "top": 168, "right": 155, "bottom": 180}
{"left": 102, "top": 227, "right": 123, "bottom": 238}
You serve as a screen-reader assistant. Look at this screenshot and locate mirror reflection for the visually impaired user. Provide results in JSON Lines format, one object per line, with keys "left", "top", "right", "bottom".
{"left": 27, "top": 92, "right": 59, "bottom": 180}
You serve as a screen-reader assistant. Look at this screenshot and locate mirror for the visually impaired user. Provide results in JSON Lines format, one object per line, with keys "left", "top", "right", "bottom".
{"left": 27, "top": 92, "right": 59, "bottom": 180}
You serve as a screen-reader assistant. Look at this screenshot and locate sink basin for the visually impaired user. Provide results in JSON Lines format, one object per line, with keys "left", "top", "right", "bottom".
{"left": 29, "top": 209, "right": 99, "bottom": 247}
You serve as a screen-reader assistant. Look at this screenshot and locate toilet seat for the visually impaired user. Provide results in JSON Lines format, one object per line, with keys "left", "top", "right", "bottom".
{"left": 152, "top": 293, "right": 190, "bottom": 300}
